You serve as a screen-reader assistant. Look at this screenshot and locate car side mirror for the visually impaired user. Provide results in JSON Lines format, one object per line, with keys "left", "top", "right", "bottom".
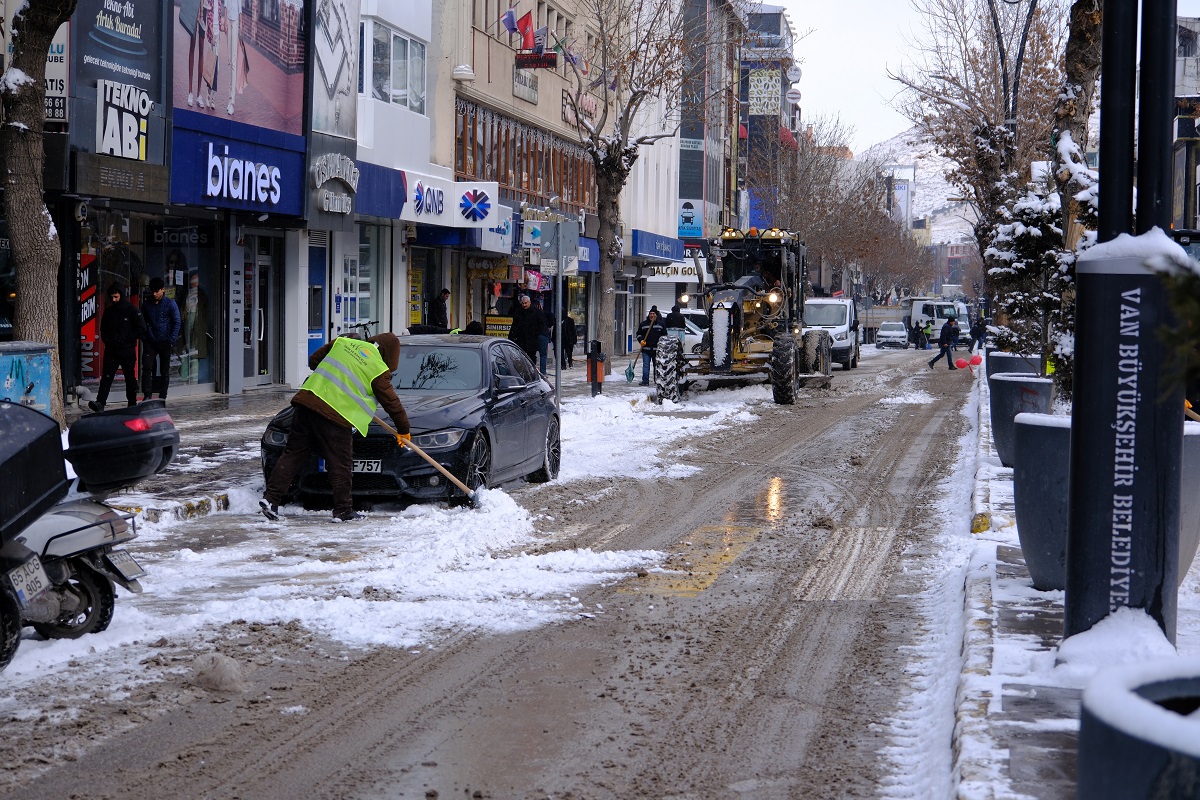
{"left": 495, "top": 375, "right": 524, "bottom": 393}
{"left": 851, "top": 320, "right": 859, "bottom": 330}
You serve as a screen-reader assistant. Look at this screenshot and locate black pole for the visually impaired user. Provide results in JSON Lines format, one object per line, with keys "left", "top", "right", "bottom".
{"left": 1064, "top": 0, "right": 1184, "bottom": 642}
{"left": 1097, "top": 0, "right": 1138, "bottom": 242}
{"left": 1135, "top": 0, "right": 1176, "bottom": 232}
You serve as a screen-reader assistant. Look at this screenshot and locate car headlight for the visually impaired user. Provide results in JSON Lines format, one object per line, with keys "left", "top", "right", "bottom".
{"left": 833, "top": 331, "right": 848, "bottom": 341}
{"left": 264, "top": 429, "right": 288, "bottom": 447}
{"left": 412, "top": 428, "right": 467, "bottom": 449}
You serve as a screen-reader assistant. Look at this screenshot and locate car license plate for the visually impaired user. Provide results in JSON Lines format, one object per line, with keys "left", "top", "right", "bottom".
{"left": 7, "top": 555, "right": 49, "bottom": 609}
{"left": 105, "top": 549, "right": 146, "bottom": 581}
{"left": 319, "top": 458, "right": 383, "bottom": 473}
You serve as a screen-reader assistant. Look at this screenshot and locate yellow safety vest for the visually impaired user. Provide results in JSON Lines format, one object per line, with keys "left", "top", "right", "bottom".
{"left": 301, "top": 337, "right": 389, "bottom": 434}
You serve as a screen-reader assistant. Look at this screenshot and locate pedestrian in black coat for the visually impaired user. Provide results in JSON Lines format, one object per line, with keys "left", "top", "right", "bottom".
{"left": 928, "top": 320, "right": 959, "bottom": 370}
{"left": 560, "top": 314, "right": 578, "bottom": 368}
{"left": 507, "top": 294, "right": 541, "bottom": 366}
{"left": 429, "top": 288, "right": 450, "bottom": 328}
{"left": 635, "top": 307, "right": 668, "bottom": 386}
{"left": 89, "top": 282, "right": 146, "bottom": 412}
{"left": 969, "top": 319, "right": 987, "bottom": 352}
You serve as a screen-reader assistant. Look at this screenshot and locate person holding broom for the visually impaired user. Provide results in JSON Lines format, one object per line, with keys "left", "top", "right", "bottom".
{"left": 260, "top": 333, "right": 410, "bottom": 523}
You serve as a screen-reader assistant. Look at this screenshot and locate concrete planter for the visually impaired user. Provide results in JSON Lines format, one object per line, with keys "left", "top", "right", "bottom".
{"left": 1012, "top": 413, "right": 1071, "bottom": 590}
{"left": 989, "top": 373, "right": 1054, "bottom": 467}
{"left": 985, "top": 351, "right": 1038, "bottom": 381}
{"left": 1012, "top": 417, "right": 1200, "bottom": 590}
{"left": 1181, "top": 421, "right": 1200, "bottom": 577}
{"left": 1078, "top": 657, "right": 1200, "bottom": 799}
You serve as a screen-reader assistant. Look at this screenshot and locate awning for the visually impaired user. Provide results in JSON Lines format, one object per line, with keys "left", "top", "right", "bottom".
{"left": 738, "top": 123, "right": 748, "bottom": 140}
{"left": 780, "top": 127, "right": 798, "bottom": 149}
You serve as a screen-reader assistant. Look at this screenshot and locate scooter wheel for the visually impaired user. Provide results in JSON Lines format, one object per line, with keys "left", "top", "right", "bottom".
{"left": 0, "top": 588, "right": 21, "bottom": 672}
{"left": 33, "top": 566, "right": 115, "bottom": 640}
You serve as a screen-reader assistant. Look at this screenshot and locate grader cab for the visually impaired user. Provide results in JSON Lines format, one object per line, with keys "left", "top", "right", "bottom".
{"left": 655, "top": 227, "right": 832, "bottom": 404}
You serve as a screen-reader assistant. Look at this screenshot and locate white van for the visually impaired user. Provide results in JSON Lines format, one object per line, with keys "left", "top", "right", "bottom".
{"left": 906, "top": 297, "right": 969, "bottom": 333}
{"left": 802, "top": 297, "right": 860, "bottom": 369}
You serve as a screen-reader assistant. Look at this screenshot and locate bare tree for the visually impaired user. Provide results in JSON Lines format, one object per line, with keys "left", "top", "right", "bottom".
{"left": 562, "top": 0, "right": 748, "bottom": 370}
{"left": 744, "top": 115, "right": 936, "bottom": 298}
{"left": 3, "top": 0, "right": 77, "bottom": 426}
{"left": 889, "top": 0, "right": 1069, "bottom": 255}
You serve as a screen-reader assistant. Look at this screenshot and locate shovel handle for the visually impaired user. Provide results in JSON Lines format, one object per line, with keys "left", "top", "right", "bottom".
{"left": 372, "top": 416, "right": 477, "bottom": 498}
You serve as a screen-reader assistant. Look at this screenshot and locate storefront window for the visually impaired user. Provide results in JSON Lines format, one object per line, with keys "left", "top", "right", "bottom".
{"left": 80, "top": 210, "right": 220, "bottom": 389}
{"left": 357, "top": 224, "right": 382, "bottom": 325}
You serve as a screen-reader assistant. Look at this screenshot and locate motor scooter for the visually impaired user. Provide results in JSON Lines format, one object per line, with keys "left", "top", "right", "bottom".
{"left": 0, "top": 400, "right": 178, "bottom": 667}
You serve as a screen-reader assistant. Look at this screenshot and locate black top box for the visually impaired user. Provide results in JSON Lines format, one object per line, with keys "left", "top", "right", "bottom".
{"left": 65, "top": 400, "right": 180, "bottom": 493}
{"left": 0, "top": 403, "right": 69, "bottom": 542}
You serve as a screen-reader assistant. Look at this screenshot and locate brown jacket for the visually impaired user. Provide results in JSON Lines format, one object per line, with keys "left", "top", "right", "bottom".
{"left": 292, "top": 333, "right": 411, "bottom": 435}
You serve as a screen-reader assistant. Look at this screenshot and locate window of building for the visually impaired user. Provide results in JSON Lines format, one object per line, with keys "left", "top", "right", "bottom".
{"left": 359, "top": 20, "right": 426, "bottom": 115}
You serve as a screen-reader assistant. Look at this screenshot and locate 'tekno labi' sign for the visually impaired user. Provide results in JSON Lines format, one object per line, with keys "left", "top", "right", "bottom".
{"left": 96, "top": 80, "right": 152, "bottom": 160}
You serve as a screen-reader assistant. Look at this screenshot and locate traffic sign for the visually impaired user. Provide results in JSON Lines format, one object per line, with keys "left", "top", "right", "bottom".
{"left": 786, "top": 88, "right": 802, "bottom": 105}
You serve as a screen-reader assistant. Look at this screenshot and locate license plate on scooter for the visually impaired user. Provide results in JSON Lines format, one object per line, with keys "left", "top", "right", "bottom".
{"left": 7, "top": 555, "right": 49, "bottom": 609}
{"left": 105, "top": 550, "right": 146, "bottom": 581}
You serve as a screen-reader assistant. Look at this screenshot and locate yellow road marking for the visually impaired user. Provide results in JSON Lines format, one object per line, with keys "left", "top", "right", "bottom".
{"left": 620, "top": 524, "right": 760, "bottom": 597}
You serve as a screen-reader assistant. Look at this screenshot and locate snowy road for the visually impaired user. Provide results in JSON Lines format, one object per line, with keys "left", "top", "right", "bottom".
{"left": 1, "top": 346, "right": 977, "bottom": 799}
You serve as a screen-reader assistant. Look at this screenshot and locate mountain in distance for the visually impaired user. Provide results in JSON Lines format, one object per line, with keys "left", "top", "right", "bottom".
{"left": 859, "top": 126, "right": 977, "bottom": 246}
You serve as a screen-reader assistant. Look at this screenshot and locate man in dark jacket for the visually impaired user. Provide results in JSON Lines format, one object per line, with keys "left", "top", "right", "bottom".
{"left": 260, "top": 333, "right": 411, "bottom": 523}
{"left": 507, "top": 294, "right": 541, "bottom": 366}
{"left": 928, "top": 319, "right": 959, "bottom": 370}
{"left": 89, "top": 282, "right": 146, "bottom": 412}
{"left": 635, "top": 307, "right": 668, "bottom": 386}
{"left": 141, "top": 276, "right": 181, "bottom": 400}
{"left": 969, "top": 318, "right": 987, "bottom": 352}
{"left": 560, "top": 313, "right": 578, "bottom": 368}
{"left": 429, "top": 288, "right": 450, "bottom": 328}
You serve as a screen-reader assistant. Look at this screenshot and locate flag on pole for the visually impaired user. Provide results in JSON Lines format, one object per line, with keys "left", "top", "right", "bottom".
{"left": 500, "top": 8, "right": 518, "bottom": 34}
{"left": 516, "top": 12, "right": 535, "bottom": 50}
{"left": 533, "top": 26, "right": 548, "bottom": 55}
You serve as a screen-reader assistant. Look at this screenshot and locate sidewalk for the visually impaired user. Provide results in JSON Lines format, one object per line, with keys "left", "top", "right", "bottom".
{"left": 955, "top": 372, "right": 1078, "bottom": 800}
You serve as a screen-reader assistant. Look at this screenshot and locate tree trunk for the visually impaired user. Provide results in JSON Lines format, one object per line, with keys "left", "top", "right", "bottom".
{"left": 2, "top": 0, "right": 77, "bottom": 427}
{"left": 1054, "top": 0, "right": 1101, "bottom": 250}
{"left": 593, "top": 145, "right": 635, "bottom": 375}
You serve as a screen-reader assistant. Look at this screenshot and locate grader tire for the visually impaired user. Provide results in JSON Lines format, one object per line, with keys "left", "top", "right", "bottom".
{"left": 655, "top": 336, "right": 682, "bottom": 402}
{"left": 770, "top": 336, "right": 799, "bottom": 405}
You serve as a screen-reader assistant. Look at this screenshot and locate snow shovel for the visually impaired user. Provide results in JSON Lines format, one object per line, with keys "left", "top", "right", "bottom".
{"left": 624, "top": 359, "right": 636, "bottom": 382}
{"left": 372, "top": 416, "right": 482, "bottom": 508}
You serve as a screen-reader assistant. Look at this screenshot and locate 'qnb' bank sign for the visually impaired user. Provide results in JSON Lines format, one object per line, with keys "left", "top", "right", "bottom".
{"left": 170, "top": 128, "right": 304, "bottom": 216}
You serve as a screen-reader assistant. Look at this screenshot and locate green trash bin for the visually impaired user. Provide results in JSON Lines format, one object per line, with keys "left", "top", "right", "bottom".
{"left": 0, "top": 341, "right": 54, "bottom": 415}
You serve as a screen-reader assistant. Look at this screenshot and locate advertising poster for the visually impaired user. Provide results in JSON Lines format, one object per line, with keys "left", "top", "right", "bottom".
{"left": 311, "top": 0, "right": 359, "bottom": 139}
{"left": 678, "top": 199, "right": 702, "bottom": 238}
{"left": 172, "top": 0, "right": 306, "bottom": 136}
{"left": 75, "top": 0, "right": 161, "bottom": 98}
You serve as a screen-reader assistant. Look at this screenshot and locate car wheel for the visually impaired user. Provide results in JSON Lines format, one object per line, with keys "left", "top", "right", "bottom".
{"left": 464, "top": 433, "right": 492, "bottom": 491}
{"left": 32, "top": 563, "right": 115, "bottom": 640}
{"left": 527, "top": 416, "right": 561, "bottom": 482}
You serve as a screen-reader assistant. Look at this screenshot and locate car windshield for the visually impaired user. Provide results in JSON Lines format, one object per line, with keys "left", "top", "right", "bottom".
{"left": 880, "top": 322, "right": 904, "bottom": 332}
{"left": 391, "top": 345, "right": 484, "bottom": 392}
{"left": 805, "top": 304, "right": 847, "bottom": 326}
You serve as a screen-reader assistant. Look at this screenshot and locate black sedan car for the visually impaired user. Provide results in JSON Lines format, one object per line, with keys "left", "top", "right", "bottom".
{"left": 261, "top": 335, "right": 561, "bottom": 506}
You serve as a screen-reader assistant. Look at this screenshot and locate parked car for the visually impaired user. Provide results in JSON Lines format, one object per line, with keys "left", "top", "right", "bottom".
{"left": 875, "top": 321, "right": 910, "bottom": 349}
{"left": 260, "top": 335, "right": 561, "bottom": 506}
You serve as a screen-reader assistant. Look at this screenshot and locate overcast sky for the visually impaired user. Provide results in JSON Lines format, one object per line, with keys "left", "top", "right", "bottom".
{"left": 778, "top": 0, "right": 1200, "bottom": 156}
